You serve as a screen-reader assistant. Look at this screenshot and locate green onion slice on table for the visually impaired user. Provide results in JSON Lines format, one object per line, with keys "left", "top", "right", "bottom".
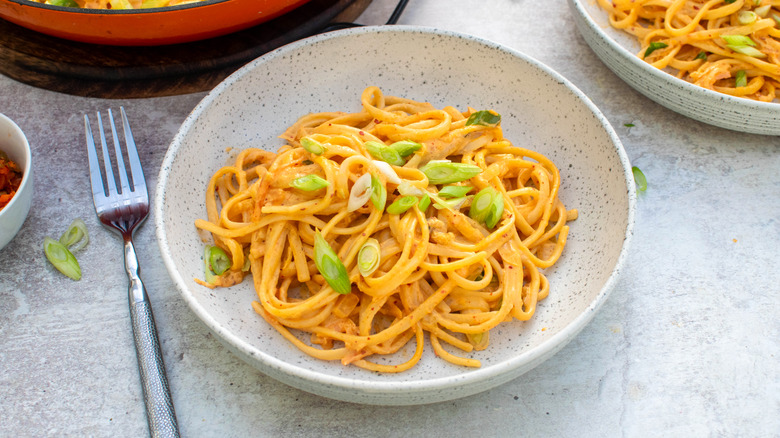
{"left": 59, "top": 218, "right": 89, "bottom": 252}
{"left": 44, "top": 237, "right": 81, "bottom": 281}
{"left": 314, "top": 231, "right": 351, "bottom": 294}
{"left": 632, "top": 166, "right": 648, "bottom": 192}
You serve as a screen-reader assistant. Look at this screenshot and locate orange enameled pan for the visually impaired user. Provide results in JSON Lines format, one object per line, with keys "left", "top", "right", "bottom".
{"left": 0, "top": 0, "right": 311, "bottom": 46}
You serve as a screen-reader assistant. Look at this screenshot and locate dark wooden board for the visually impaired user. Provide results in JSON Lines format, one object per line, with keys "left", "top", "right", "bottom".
{"left": 0, "top": 0, "right": 370, "bottom": 98}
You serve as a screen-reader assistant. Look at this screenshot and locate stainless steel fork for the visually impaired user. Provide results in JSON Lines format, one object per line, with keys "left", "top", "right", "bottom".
{"left": 85, "top": 108, "right": 180, "bottom": 438}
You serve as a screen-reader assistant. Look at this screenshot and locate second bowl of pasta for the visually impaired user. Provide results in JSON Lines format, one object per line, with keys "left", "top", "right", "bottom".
{"left": 156, "top": 25, "right": 635, "bottom": 405}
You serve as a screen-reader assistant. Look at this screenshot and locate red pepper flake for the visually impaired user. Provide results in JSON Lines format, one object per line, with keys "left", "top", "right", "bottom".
{"left": 374, "top": 119, "right": 381, "bottom": 124}
{"left": 359, "top": 131, "right": 365, "bottom": 136}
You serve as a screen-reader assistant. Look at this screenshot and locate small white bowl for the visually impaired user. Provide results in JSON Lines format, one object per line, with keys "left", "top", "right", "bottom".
{"left": 156, "top": 26, "right": 635, "bottom": 405}
{"left": 569, "top": 0, "right": 780, "bottom": 135}
{"left": 0, "top": 113, "right": 33, "bottom": 252}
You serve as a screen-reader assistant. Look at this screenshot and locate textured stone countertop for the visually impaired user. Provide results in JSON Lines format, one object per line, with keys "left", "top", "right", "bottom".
{"left": 1, "top": 0, "right": 778, "bottom": 436}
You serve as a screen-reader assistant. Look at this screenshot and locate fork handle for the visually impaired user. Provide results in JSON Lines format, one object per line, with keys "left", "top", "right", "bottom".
{"left": 126, "top": 239, "right": 180, "bottom": 438}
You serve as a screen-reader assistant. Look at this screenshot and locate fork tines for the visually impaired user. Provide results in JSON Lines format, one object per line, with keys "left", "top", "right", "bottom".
{"left": 84, "top": 108, "right": 148, "bottom": 217}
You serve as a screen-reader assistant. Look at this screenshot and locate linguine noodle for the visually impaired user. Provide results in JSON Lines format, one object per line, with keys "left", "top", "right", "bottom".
{"left": 195, "top": 87, "right": 576, "bottom": 372}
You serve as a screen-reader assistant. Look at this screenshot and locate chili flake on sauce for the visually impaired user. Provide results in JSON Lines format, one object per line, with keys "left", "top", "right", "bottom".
{"left": 0, "top": 150, "right": 23, "bottom": 210}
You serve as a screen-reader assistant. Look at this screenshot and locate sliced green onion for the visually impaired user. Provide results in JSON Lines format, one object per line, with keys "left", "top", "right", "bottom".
{"left": 644, "top": 41, "right": 668, "bottom": 58}
{"left": 418, "top": 193, "right": 431, "bottom": 212}
{"left": 432, "top": 196, "right": 467, "bottom": 211}
{"left": 370, "top": 174, "right": 387, "bottom": 211}
{"left": 357, "top": 238, "right": 380, "bottom": 277}
{"left": 364, "top": 141, "right": 405, "bottom": 166}
{"left": 386, "top": 196, "right": 418, "bottom": 214}
{"left": 737, "top": 11, "right": 758, "bottom": 24}
{"left": 466, "top": 331, "right": 489, "bottom": 349}
{"left": 348, "top": 173, "right": 373, "bottom": 212}
{"left": 59, "top": 218, "right": 89, "bottom": 252}
{"left": 438, "top": 185, "right": 473, "bottom": 198}
{"left": 389, "top": 140, "right": 422, "bottom": 157}
{"left": 44, "top": 237, "right": 81, "bottom": 280}
{"left": 314, "top": 231, "right": 351, "bottom": 294}
{"left": 728, "top": 45, "right": 767, "bottom": 58}
{"left": 754, "top": 5, "right": 771, "bottom": 17}
{"left": 469, "top": 187, "right": 504, "bottom": 229}
{"left": 632, "top": 166, "right": 647, "bottom": 192}
{"left": 420, "top": 160, "right": 483, "bottom": 184}
{"left": 695, "top": 51, "right": 708, "bottom": 60}
{"left": 398, "top": 180, "right": 425, "bottom": 196}
{"left": 465, "top": 110, "right": 501, "bottom": 127}
{"left": 290, "top": 174, "right": 330, "bottom": 191}
{"left": 723, "top": 0, "right": 736, "bottom": 4}
{"left": 206, "top": 245, "right": 231, "bottom": 275}
{"left": 735, "top": 70, "right": 747, "bottom": 88}
{"left": 773, "top": 14, "right": 780, "bottom": 26}
{"left": 722, "top": 35, "right": 757, "bottom": 47}
{"left": 301, "top": 137, "right": 325, "bottom": 155}
{"left": 371, "top": 160, "right": 401, "bottom": 184}
{"left": 48, "top": 0, "right": 79, "bottom": 6}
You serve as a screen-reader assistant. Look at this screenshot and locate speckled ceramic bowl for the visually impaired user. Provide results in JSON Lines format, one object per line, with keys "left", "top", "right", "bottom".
{"left": 0, "top": 113, "right": 33, "bottom": 252}
{"left": 569, "top": 0, "right": 780, "bottom": 136}
{"left": 155, "top": 26, "right": 635, "bottom": 405}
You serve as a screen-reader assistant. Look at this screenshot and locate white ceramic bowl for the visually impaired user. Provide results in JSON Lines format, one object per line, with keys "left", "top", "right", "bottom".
{"left": 0, "top": 113, "right": 33, "bottom": 252}
{"left": 155, "top": 26, "right": 636, "bottom": 405}
{"left": 569, "top": 0, "right": 780, "bottom": 136}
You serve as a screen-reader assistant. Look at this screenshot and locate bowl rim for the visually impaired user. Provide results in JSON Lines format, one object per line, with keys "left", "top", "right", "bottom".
{"left": 1, "top": 0, "right": 228, "bottom": 14}
{"left": 155, "top": 25, "right": 636, "bottom": 395}
{"left": 0, "top": 113, "right": 32, "bottom": 218}
{"left": 568, "top": 0, "right": 779, "bottom": 112}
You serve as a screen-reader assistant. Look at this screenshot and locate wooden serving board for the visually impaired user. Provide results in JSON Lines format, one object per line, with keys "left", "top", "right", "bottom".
{"left": 0, "top": 0, "right": 371, "bottom": 98}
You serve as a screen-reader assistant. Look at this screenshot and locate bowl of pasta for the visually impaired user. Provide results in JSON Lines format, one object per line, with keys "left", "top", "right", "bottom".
{"left": 0, "top": 0, "right": 310, "bottom": 45}
{"left": 156, "top": 26, "right": 636, "bottom": 405}
{"left": 569, "top": 0, "right": 780, "bottom": 135}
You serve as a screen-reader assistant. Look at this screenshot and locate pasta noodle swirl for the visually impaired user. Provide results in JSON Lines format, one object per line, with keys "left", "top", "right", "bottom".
{"left": 195, "top": 87, "right": 576, "bottom": 372}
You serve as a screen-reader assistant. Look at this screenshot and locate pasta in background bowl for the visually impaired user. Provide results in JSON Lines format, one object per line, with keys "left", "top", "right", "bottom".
{"left": 569, "top": 0, "right": 780, "bottom": 135}
{"left": 155, "top": 26, "right": 635, "bottom": 405}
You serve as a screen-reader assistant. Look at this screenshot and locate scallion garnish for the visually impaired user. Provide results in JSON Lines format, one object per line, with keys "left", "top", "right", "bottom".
{"left": 418, "top": 193, "right": 431, "bottom": 212}
{"left": 419, "top": 161, "right": 483, "bottom": 184}
{"left": 754, "top": 5, "right": 771, "bottom": 17}
{"left": 48, "top": 0, "right": 79, "bottom": 6}
{"left": 721, "top": 35, "right": 767, "bottom": 58}
{"left": 644, "top": 41, "right": 668, "bottom": 58}
{"left": 432, "top": 196, "right": 467, "bottom": 211}
{"left": 632, "top": 166, "right": 647, "bottom": 192}
{"left": 290, "top": 174, "right": 330, "bottom": 191}
{"left": 348, "top": 173, "right": 373, "bottom": 212}
{"left": 313, "top": 231, "right": 351, "bottom": 294}
{"left": 59, "top": 218, "right": 89, "bottom": 252}
{"left": 737, "top": 11, "right": 758, "bottom": 24}
{"left": 44, "top": 237, "right": 81, "bottom": 280}
{"left": 735, "top": 70, "right": 747, "bottom": 88}
{"left": 357, "top": 238, "right": 381, "bottom": 277}
{"left": 386, "top": 195, "right": 418, "bottom": 214}
{"left": 773, "top": 14, "right": 780, "bottom": 26}
{"left": 370, "top": 174, "right": 387, "bottom": 211}
{"left": 469, "top": 187, "right": 504, "bottom": 229}
{"left": 206, "top": 245, "right": 231, "bottom": 276}
{"left": 364, "top": 141, "right": 405, "bottom": 166}
{"left": 301, "top": 137, "right": 325, "bottom": 155}
{"left": 465, "top": 110, "right": 501, "bottom": 127}
{"left": 695, "top": 51, "right": 708, "bottom": 60}
{"left": 438, "top": 185, "right": 473, "bottom": 198}
{"left": 389, "top": 140, "right": 422, "bottom": 157}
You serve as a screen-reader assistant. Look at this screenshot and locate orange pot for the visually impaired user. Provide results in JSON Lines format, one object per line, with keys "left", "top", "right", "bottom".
{"left": 0, "top": 0, "right": 311, "bottom": 46}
